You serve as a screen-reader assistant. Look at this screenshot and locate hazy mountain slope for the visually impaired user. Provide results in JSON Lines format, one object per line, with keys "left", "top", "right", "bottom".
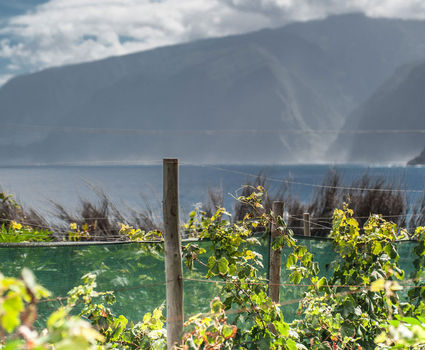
{"left": 1, "top": 43, "right": 335, "bottom": 163}
{"left": 332, "top": 60, "right": 425, "bottom": 163}
{"left": 408, "top": 148, "right": 425, "bottom": 165}
{"left": 285, "top": 13, "right": 425, "bottom": 106}
{"left": 1, "top": 13, "right": 425, "bottom": 164}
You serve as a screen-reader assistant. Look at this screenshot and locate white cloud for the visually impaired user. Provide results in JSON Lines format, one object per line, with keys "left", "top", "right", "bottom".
{"left": 0, "top": 1, "right": 238, "bottom": 65}
{"left": 222, "top": 0, "right": 425, "bottom": 22}
{"left": 0, "top": 74, "right": 13, "bottom": 86}
{"left": 0, "top": 0, "right": 424, "bottom": 83}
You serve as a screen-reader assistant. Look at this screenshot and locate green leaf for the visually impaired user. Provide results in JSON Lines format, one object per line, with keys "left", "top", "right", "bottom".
{"left": 218, "top": 257, "right": 229, "bottom": 275}
{"left": 370, "top": 278, "right": 385, "bottom": 292}
{"left": 2, "top": 294, "right": 24, "bottom": 332}
{"left": 383, "top": 243, "right": 398, "bottom": 259}
{"left": 207, "top": 256, "right": 219, "bottom": 277}
{"left": 222, "top": 325, "right": 236, "bottom": 339}
{"left": 210, "top": 298, "right": 223, "bottom": 314}
{"left": 111, "top": 315, "right": 128, "bottom": 340}
{"left": 371, "top": 241, "right": 382, "bottom": 255}
{"left": 290, "top": 271, "right": 302, "bottom": 284}
{"left": 273, "top": 321, "right": 289, "bottom": 337}
{"left": 316, "top": 277, "right": 328, "bottom": 291}
{"left": 312, "top": 261, "right": 319, "bottom": 275}
{"left": 286, "top": 254, "right": 297, "bottom": 268}
{"left": 341, "top": 322, "right": 356, "bottom": 338}
{"left": 3, "top": 340, "right": 25, "bottom": 350}
{"left": 295, "top": 246, "right": 307, "bottom": 257}
{"left": 207, "top": 256, "right": 216, "bottom": 269}
{"left": 228, "top": 263, "right": 237, "bottom": 276}
{"left": 47, "top": 307, "right": 69, "bottom": 328}
{"left": 285, "top": 338, "right": 298, "bottom": 350}
{"left": 401, "top": 316, "right": 423, "bottom": 326}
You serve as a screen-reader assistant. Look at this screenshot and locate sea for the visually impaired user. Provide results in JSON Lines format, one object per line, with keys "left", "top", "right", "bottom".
{"left": 0, "top": 164, "right": 424, "bottom": 220}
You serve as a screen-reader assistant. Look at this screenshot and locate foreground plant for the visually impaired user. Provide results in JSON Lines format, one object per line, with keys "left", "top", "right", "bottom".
{"left": 119, "top": 223, "right": 163, "bottom": 241}
{"left": 183, "top": 187, "right": 304, "bottom": 349}
{"left": 3, "top": 187, "right": 425, "bottom": 349}
{"left": 293, "top": 207, "right": 410, "bottom": 349}
{"left": 67, "top": 272, "right": 168, "bottom": 349}
{"left": 176, "top": 297, "right": 236, "bottom": 350}
{"left": 182, "top": 193, "right": 425, "bottom": 349}
{"left": 0, "top": 222, "right": 51, "bottom": 243}
{"left": 374, "top": 226, "right": 425, "bottom": 349}
{"left": 0, "top": 269, "right": 103, "bottom": 350}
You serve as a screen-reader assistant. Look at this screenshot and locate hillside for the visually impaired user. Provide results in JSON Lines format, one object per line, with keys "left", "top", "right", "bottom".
{"left": 332, "top": 60, "right": 425, "bottom": 163}
{"left": 1, "top": 13, "right": 425, "bottom": 164}
{"left": 408, "top": 147, "right": 425, "bottom": 165}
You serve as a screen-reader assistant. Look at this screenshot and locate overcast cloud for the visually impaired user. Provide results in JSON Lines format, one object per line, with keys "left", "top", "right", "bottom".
{"left": 0, "top": 0, "right": 425, "bottom": 84}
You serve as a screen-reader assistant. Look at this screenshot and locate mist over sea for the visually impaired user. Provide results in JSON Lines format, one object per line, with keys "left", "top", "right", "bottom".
{"left": 0, "top": 164, "right": 424, "bottom": 220}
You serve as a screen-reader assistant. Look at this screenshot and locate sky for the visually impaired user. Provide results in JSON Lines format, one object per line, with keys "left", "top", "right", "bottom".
{"left": 0, "top": 0, "right": 425, "bottom": 86}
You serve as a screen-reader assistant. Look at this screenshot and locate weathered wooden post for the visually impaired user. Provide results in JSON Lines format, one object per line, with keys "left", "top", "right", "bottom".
{"left": 269, "top": 201, "right": 284, "bottom": 303}
{"left": 303, "top": 212, "right": 311, "bottom": 237}
{"left": 163, "top": 158, "right": 184, "bottom": 349}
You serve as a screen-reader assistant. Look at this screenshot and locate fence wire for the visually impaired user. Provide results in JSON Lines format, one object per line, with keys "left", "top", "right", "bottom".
{"left": 193, "top": 164, "right": 425, "bottom": 194}
{"left": 0, "top": 238, "right": 420, "bottom": 325}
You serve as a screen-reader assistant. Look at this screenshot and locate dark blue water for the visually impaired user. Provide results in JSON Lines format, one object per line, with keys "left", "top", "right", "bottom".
{"left": 0, "top": 164, "right": 424, "bottom": 218}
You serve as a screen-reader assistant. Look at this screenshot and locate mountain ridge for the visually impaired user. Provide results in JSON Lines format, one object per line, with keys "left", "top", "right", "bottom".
{"left": 331, "top": 59, "right": 425, "bottom": 163}
{"left": 1, "top": 13, "right": 425, "bottom": 164}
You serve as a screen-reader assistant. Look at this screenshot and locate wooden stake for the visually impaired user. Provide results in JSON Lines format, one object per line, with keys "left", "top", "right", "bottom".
{"left": 269, "top": 201, "right": 284, "bottom": 303}
{"left": 303, "top": 212, "right": 311, "bottom": 237}
{"left": 163, "top": 158, "right": 183, "bottom": 349}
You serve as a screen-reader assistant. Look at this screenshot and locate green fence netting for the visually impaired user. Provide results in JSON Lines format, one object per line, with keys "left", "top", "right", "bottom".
{"left": 0, "top": 238, "right": 418, "bottom": 326}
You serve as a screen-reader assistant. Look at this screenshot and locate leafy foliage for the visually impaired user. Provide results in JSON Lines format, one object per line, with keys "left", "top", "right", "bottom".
{"left": 0, "top": 269, "right": 103, "bottom": 350}
{"left": 183, "top": 190, "right": 425, "bottom": 349}
{"left": 182, "top": 187, "right": 304, "bottom": 349}
{"left": 0, "top": 222, "right": 52, "bottom": 243}
{"left": 293, "top": 206, "right": 408, "bottom": 349}
{"left": 177, "top": 298, "right": 236, "bottom": 350}
{"left": 2, "top": 186, "right": 425, "bottom": 349}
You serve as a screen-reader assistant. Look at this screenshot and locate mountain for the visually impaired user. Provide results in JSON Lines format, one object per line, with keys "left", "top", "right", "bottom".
{"left": 331, "top": 59, "right": 425, "bottom": 163}
{"left": 408, "top": 147, "right": 425, "bottom": 165}
{"left": 1, "top": 13, "right": 425, "bottom": 164}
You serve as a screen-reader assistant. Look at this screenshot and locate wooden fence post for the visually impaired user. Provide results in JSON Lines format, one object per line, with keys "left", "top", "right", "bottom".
{"left": 163, "top": 158, "right": 184, "bottom": 349}
{"left": 269, "top": 201, "right": 284, "bottom": 303}
{"left": 303, "top": 212, "right": 311, "bottom": 237}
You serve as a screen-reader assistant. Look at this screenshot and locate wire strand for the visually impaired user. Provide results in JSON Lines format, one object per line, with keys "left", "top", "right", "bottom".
{"left": 195, "top": 164, "right": 425, "bottom": 193}
{"left": 5, "top": 123, "right": 425, "bottom": 135}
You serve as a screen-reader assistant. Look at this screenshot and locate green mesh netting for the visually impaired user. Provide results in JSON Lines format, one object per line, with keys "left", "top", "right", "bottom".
{"left": 0, "top": 238, "right": 418, "bottom": 325}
